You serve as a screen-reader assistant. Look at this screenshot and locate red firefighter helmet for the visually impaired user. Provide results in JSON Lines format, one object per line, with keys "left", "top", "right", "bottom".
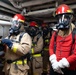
{"left": 42, "top": 23, "right": 47, "bottom": 28}
{"left": 10, "top": 14, "right": 25, "bottom": 35}
{"left": 12, "top": 14, "right": 25, "bottom": 23}
{"left": 29, "top": 21, "right": 38, "bottom": 27}
{"left": 55, "top": 4, "right": 73, "bottom": 16}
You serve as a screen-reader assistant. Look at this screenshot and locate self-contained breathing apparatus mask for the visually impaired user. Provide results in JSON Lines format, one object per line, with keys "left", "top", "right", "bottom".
{"left": 56, "top": 14, "right": 73, "bottom": 30}
{"left": 9, "top": 20, "right": 24, "bottom": 36}
{"left": 28, "top": 26, "right": 38, "bottom": 37}
{"left": 42, "top": 27, "right": 49, "bottom": 37}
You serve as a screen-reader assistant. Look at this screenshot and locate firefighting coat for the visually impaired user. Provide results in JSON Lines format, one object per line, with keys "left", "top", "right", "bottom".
{"left": 4, "top": 32, "right": 32, "bottom": 73}
{"left": 31, "top": 34, "right": 43, "bottom": 75}
{"left": 49, "top": 23, "right": 76, "bottom": 70}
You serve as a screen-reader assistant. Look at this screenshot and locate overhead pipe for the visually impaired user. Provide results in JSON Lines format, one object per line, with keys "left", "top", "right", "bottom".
{"left": 8, "top": 0, "right": 22, "bottom": 9}
{"left": 24, "top": 4, "right": 76, "bottom": 17}
{"left": 8, "top": 0, "right": 76, "bottom": 16}
{"left": 8, "top": 0, "right": 53, "bottom": 9}
{"left": 24, "top": 8, "right": 55, "bottom": 16}
{"left": 0, "top": 20, "right": 12, "bottom": 26}
{"left": 0, "top": 1, "right": 20, "bottom": 13}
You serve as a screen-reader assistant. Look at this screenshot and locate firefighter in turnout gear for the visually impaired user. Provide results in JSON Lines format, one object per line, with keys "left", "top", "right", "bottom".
{"left": 42, "top": 23, "right": 52, "bottom": 75}
{"left": 27, "top": 21, "right": 43, "bottom": 75}
{"left": 49, "top": 4, "right": 76, "bottom": 75}
{"left": 1, "top": 14, "right": 32, "bottom": 75}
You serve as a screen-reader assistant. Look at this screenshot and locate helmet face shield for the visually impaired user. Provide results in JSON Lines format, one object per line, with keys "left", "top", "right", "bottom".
{"left": 11, "top": 20, "right": 21, "bottom": 31}
{"left": 57, "top": 14, "right": 72, "bottom": 21}
{"left": 9, "top": 20, "right": 22, "bottom": 35}
{"left": 56, "top": 14, "right": 72, "bottom": 29}
{"left": 13, "top": 20, "right": 19, "bottom": 26}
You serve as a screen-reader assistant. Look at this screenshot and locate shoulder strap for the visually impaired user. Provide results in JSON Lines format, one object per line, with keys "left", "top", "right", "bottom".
{"left": 72, "top": 28, "right": 76, "bottom": 44}
{"left": 33, "top": 33, "right": 42, "bottom": 45}
{"left": 70, "top": 28, "right": 76, "bottom": 54}
{"left": 37, "top": 29, "right": 43, "bottom": 41}
{"left": 54, "top": 31, "right": 58, "bottom": 53}
{"left": 19, "top": 32, "right": 25, "bottom": 42}
{"left": 8, "top": 32, "right": 25, "bottom": 43}
{"left": 37, "top": 33, "right": 42, "bottom": 42}
{"left": 54, "top": 31, "right": 58, "bottom": 42}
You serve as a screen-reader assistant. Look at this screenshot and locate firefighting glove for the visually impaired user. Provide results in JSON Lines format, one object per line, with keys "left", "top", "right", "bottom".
{"left": 49, "top": 54, "right": 64, "bottom": 74}
{"left": 52, "top": 61, "right": 64, "bottom": 74}
{"left": 58, "top": 58, "right": 70, "bottom": 68}
{"left": 1, "top": 39, "right": 13, "bottom": 49}
{"left": 49, "top": 54, "right": 57, "bottom": 64}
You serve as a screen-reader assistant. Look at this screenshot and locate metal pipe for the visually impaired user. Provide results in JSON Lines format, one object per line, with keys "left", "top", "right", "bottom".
{"left": 0, "top": 20, "right": 12, "bottom": 26}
